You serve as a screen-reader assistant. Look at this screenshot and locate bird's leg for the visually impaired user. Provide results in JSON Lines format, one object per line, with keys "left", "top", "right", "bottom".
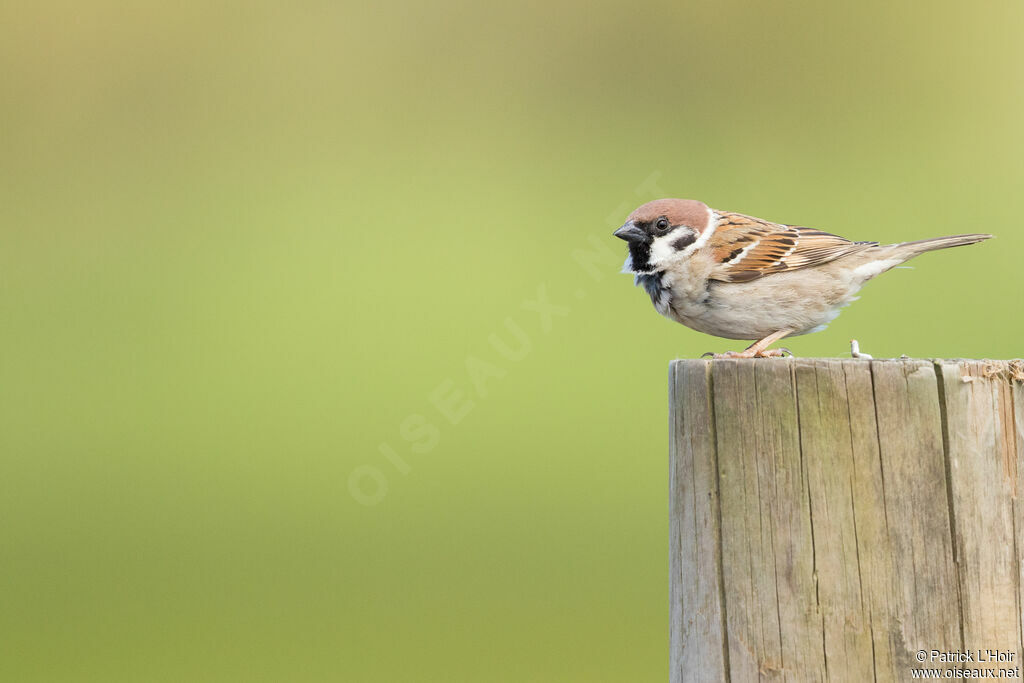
{"left": 702, "top": 329, "right": 794, "bottom": 359}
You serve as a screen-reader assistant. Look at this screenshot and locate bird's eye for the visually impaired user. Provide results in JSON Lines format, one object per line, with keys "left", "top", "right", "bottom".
{"left": 656, "top": 217, "right": 670, "bottom": 232}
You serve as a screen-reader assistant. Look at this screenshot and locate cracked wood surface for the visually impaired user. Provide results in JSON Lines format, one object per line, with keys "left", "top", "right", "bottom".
{"left": 669, "top": 358, "right": 1024, "bottom": 682}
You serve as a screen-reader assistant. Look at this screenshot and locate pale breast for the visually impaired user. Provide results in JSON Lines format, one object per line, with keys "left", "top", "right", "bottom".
{"left": 665, "top": 264, "right": 866, "bottom": 340}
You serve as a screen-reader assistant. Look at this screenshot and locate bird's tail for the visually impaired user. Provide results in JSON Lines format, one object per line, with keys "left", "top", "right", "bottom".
{"left": 894, "top": 233, "right": 993, "bottom": 254}
{"left": 855, "top": 233, "right": 993, "bottom": 281}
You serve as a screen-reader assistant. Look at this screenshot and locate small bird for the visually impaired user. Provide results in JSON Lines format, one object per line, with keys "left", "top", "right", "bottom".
{"left": 614, "top": 198, "right": 992, "bottom": 358}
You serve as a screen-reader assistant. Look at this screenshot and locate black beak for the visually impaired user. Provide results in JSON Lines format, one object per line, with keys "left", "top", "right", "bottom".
{"left": 613, "top": 221, "right": 649, "bottom": 244}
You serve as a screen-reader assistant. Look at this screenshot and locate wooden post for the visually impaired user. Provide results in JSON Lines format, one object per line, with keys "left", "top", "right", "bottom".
{"left": 670, "top": 358, "right": 1024, "bottom": 682}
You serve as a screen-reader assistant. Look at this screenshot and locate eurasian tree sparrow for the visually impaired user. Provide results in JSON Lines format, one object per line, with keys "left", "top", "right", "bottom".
{"left": 614, "top": 198, "right": 992, "bottom": 357}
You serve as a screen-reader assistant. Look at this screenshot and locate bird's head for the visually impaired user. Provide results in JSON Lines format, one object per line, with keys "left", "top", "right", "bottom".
{"left": 614, "top": 198, "right": 713, "bottom": 274}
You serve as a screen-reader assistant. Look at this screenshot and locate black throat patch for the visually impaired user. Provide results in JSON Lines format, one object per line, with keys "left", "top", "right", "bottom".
{"left": 627, "top": 242, "right": 653, "bottom": 272}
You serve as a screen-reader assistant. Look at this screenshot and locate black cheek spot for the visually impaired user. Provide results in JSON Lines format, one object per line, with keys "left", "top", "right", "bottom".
{"left": 671, "top": 232, "right": 697, "bottom": 250}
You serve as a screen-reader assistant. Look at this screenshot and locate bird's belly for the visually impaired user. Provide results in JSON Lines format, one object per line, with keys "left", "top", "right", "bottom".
{"left": 668, "top": 271, "right": 861, "bottom": 341}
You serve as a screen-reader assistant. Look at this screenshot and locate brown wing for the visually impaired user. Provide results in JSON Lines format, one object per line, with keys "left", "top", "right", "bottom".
{"left": 707, "top": 212, "right": 878, "bottom": 283}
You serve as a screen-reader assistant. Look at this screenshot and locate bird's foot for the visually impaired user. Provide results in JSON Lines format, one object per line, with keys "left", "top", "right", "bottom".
{"left": 701, "top": 347, "right": 792, "bottom": 359}
{"left": 700, "top": 329, "right": 794, "bottom": 359}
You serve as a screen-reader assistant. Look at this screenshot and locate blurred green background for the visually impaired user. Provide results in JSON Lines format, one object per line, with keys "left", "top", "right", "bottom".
{"left": 2, "top": 1, "right": 1022, "bottom": 681}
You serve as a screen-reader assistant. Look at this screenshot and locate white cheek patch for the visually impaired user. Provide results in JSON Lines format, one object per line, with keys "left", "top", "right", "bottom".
{"left": 649, "top": 234, "right": 685, "bottom": 266}
{"left": 649, "top": 208, "right": 719, "bottom": 268}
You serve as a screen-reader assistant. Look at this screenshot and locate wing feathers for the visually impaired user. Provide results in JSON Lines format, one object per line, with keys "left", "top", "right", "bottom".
{"left": 708, "top": 212, "right": 876, "bottom": 283}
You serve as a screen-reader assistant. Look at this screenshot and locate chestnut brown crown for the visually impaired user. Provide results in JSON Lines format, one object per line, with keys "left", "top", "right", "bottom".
{"left": 627, "top": 199, "right": 710, "bottom": 231}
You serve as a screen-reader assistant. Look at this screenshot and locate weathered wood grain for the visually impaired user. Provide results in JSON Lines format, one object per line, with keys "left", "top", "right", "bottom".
{"left": 669, "top": 358, "right": 1024, "bottom": 683}
{"left": 839, "top": 361, "right": 898, "bottom": 680}
{"left": 939, "top": 361, "right": 1023, "bottom": 665}
{"left": 793, "top": 359, "right": 874, "bottom": 681}
{"left": 869, "top": 360, "right": 961, "bottom": 670}
{"left": 670, "top": 360, "right": 728, "bottom": 682}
